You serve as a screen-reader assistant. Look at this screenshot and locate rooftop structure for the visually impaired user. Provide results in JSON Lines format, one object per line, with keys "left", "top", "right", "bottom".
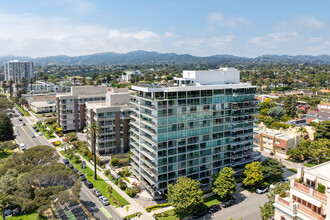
{"left": 130, "top": 67, "right": 258, "bottom": 198}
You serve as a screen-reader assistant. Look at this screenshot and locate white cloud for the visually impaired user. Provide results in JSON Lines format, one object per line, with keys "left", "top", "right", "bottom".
{"left": 275, "top": 16, "right": 325, "bottom": 30}
{"left": 0, "top": 13, "right": 167, "bottom": 57}
{"left": 207, "top": 12, "right": 249, "bottom": 28}
{"left": 308, "top": 37, "right": 322, "bottom": 43}
{"left": 164, "top": 32, "right": 177, "bottom": 38}
{"left": 248, "top": 32, "right": 299, "bottom": 45}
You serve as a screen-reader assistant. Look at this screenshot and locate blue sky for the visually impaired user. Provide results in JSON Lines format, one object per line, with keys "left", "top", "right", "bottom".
{"left": 0, "top": 0, "right": 329, "bottom": 57}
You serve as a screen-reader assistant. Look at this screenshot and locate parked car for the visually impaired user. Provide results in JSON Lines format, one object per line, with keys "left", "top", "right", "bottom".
{"left": 270, "top": 183, "right": 277, "bottom": 190}
{"left": 19, "top": 118, "right": 22, "bottom": 121}
{"left": 193, "top": 209, "right": 208, "bottom": 219}
{"left": 256, "top": 186, "right": 269, "bottom": 194}
{"left": 80, "top": 174, "right": 86, "bottom": 181}
{"left": 32, "top": 126, "right": 36, "bottom": 129}
{"left": 66, "top": 164, "right": 74, "bottom": 169}
{"left": 221, "top": 198, "right": 235, "bottom": 208}
{"left": 280, "top": 178, "right": 289, "bottom": 184}
{"left": 4, "top": 209, "right": 12, "bottom": 217}
{"left": 31, "top": 134, "right": 35, "bottom": 138}
{"left": 22, "top": 123, "right": 26, "bottom": 126}
{"left": 208, "top": 204, "right": 221, "bottom": 213}
{"left": 38, "top": 132, "right": 43, "bottom": 136}
{"left": 19, "top": 143, "right": 26, "bottom": 151}
{"left": 73, "top": 168, "right": 78, "bottom": 173}
{"left": 84, "top": 181, "right": 93, "bottom": 188}
{"left": 99, "top": 196, "right": 110, "bottom": 206}
{"left": 93, "top": 189, "right": 102, "bottom": 197}
{"left": 63, "top": 159, "right": 69, "bottom": 164}
{"left": 35, "top": 128, "right": 39, "bottom": 132}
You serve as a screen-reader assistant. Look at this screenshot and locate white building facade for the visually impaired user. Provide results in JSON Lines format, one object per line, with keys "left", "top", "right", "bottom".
{"left": 4, "top": 60, "right": 34, "bottom": 83}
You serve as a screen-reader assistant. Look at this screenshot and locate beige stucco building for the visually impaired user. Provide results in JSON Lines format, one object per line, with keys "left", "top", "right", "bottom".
{"left": 86, "top": 88, "right": 130, "bottom": 156}
{"left": 274, "top": 162, "right": 330, "bottom": 220}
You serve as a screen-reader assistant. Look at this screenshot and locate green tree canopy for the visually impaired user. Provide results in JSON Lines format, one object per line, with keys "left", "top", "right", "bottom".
{"left": 167, "top": 176, "right": 204, "bottom": 216}
{"left": 286, "top": 148, "right": 302, "bottom": 162}
{"left": 212, "top": 167, "right": 236, "bottom": 199}
{"left": 315, "top": 120, "right": 330, "bottom": 140}
{"left": 267, "top": 107, "right": 285, "bottom": 120}
{"left": 262, "top": 159, "right": 284, "bottom": 181}
{"left": 0, "top": 113, "right": 14, "bottom": 142}
{"left": 283, "top": 95, "right": 297, "bottom": 117}
{"left": 243, "top": 161, "right": 264, "bottom": 187}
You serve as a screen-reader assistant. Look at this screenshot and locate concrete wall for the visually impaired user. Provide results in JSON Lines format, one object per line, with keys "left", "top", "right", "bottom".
{"left": 182, "top": 68, "right": 240, "bottom": 85}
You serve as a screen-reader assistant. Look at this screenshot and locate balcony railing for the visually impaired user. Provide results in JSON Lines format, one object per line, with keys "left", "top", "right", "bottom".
{"left": 278, "top": 196, "right": 290, "bottom": 207}
{"left": 298, "top": 204, "right": 325, "bottom": 220}
{"left": 313, "top": 190, "right": 327, "bottom": 201}
{"left": 294, "top": 181, "right": 310, "bottom": 194}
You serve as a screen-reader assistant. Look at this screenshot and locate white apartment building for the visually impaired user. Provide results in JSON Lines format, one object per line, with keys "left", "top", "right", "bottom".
{"left": 28, "top": 81, "right": 71, "bottom": 93}
{"left": 274, "top": 162, "right": 330, "bottom": 220}
{"left": 130, "top": 67, "right": 258, "bottom": 198}
{"left": 30, "top": 101, "right": 56, "bottom": 113}
{"left": 121, "top": 70, "right": 142, "bottom": 82}
{"left": 86, "top": 88, "right": 130, "bottom": 156}
{"left": 4, "top": 60, "right": 34, "bottom": 83}
{"left": 56, "top": 86, "right": 107, "bottom": 132}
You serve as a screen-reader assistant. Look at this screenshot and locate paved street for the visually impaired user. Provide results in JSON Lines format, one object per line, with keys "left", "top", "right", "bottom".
{"left": 11, "top": 112, "right": 120, "bottom": 220}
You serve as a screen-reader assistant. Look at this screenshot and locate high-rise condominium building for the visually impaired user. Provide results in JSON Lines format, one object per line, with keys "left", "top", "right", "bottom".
{"left": 56, "top": 86, "right": 107, "bottom": 132}
{"left": 86, "top": 88, "right": 131, "bottom": 155}
{"left": 4, "top": 60, "right": 34, "bottom": 83}
{"left": 130, "top": 68, "right": 258, "bottom": 198}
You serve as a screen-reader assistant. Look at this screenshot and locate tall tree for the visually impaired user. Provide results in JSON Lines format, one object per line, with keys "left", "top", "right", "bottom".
{"left": 212, "top": 167, "right": 236, "bottom": 199}
{"left": 315, "top": 120, "right": 330, "bottom": 140}
{"left": 87, "top": 122, "right": 101, "bottom": 180}
{"left": 8, "top": 80, "right": 13, "bottom": 97}
{"left": 283, "top": 95, "right": 298, "bottom": 117}
{"left": 262, "top": 159, "right": 284, "bottom": 181}
{"left": 29, "top": 77, "right": 34, "bottom": 91}
{"left": 167, "top": 176, "right": 203, "bottom": 216}
{"left": 0, "top": 113, "right": 14, "bottom": 142}
{"left": 267, "top": 107, "right": 284, "bottom": 120}
{"left": 243, "top": 161, "right": 264, "bottom": 188}
{"left": 1, "top": 81, "right": 7, "bottom": 93}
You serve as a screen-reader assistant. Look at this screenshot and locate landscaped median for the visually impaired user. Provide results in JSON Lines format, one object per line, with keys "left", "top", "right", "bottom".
{"left": 60, "top": 151, "right": 130, "bottom": 208}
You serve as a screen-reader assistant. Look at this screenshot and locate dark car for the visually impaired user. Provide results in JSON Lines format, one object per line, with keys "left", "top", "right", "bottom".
{"left": 32, "top": 126, "right": 36, "bottom": 129}
{"left": 280, "top": 178, "right": 290, "bottom": 184}
{"left": 35, "top": 128, "right": 39, "bottom": 132}
{"left": 193, "top": 209, "right": 208, "bottom": 219}
{"left": 80, "top": 174, "right": 86, "bottom": 181}
{"left": 84, "top": 181, "right": 93, "bottom": 188}
{"left": 63, "top": 159, "right": 69, "bottom": 164}
{"left": 66, "top": 164, "right": 74, "bottom": 169}
{"left": 208, "top": 204, "right": 221, "bottom": 213}
{"left": 93, "top": 189, "right": 102, "bottom": 197}
{"left": 18, "top": 118, "right": 22, "bottom": 121}
{"left": 73, "top": 168, "right": 78, "bottom": 173}
{"left": 221, "top": 198, "right": 235, "bottom": 208}
{"left": 22, "top": 123, "right": 26, "bottom": 126}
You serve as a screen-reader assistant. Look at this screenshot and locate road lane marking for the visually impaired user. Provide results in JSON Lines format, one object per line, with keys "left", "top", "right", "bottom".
{"left": 66, "top": 185, "right": 95, "bottom": 220}
{"left": 20, "top": 125, "right": 37, "bottom": 147}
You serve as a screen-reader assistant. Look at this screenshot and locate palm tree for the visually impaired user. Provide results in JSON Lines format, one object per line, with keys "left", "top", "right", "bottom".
{"left": 43, "top": 74, "right": 48, "bottom": 91}
{"left": 1, "top": 80, "right": 7, "bottom": 93}
{"left": 8, "top": 80, "right": 13, "bottom": 97}
{"left": 29, "top": 77, "right": 34, "bottom": 91}
{"left": 87, "top": 122, "right": 101, "bottom": 180}
{"left": 73, "top": 77, "right": 76, "bottom": 86}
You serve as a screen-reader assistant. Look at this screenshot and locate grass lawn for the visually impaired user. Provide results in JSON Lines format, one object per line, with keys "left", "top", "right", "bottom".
{"left": 303, "top": 157, "right": 330, "bottom": 168}
{"left": 60, "top": 151, "right": 130, "bottom": 207}
{"left": 156, "top": 194, "right": 222, "bottom": 220}
{"left": 288, "top": 168, "right": 297, "bottom": 173}
{"left": 34, "top": 124, "right": 55, "bottom": 140}
{"left": 15, "top": 104, "right": 31, "bottom": 116}
{"left": 7, "top": 211, "right": 47, "bottom": 220}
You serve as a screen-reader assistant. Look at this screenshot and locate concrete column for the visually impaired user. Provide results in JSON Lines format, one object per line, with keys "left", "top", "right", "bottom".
{"left": 115, "top": 112, "right": 121, "bottom": 153}
{"left": 74, "top": 98, "right": 79, "bottom": 131}
{"left": 297, "top": 165, "right": 304, "bottom": 179}
{"left": 56, "top": 97, "right": 61, "bottom": 127}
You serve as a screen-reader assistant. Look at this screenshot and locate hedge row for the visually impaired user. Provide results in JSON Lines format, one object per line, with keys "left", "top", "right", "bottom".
{"left": 146, "top": 203, "right": 171, "bottom": 212}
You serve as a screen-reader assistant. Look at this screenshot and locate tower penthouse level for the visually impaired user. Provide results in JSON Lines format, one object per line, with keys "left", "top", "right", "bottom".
{"left": 129, "top": 67, "right": 258, "bottom": 198}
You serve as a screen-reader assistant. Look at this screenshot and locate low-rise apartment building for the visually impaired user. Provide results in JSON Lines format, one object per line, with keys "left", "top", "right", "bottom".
{"left": 254, "top": 123, "right": 300, "bottom": 158}
{"left": 130, "top": 67, "right": 258, "bottom": 197}
{"left": 274, "top": 162, "right": 330, "bottom": 220}
{"left": 86, "top": 88, "right": 130, "bottom": 156}
{"left": 56, "top": 86, "right": 107, "bottom": 132}
{"left": 30, "top": 101, "right": 56, "bottom": 113}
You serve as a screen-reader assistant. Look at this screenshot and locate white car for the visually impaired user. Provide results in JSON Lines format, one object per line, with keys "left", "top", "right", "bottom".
{"left": 269, "top": 183, "right": 277, "bottom": 190}
{"left": 256, "top": 186, "right": 269, "bottom": 194}
{"left": 99, "top": 196, "right": 110, "bottom": 206}
{"left": 19, "top": 143, "right": 26, "bottom": 151}
{"left": 38, "top": 132, "right": 43, "bottom": 136}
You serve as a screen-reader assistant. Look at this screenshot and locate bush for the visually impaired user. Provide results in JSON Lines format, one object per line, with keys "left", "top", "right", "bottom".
{"left": 125, "top": 187, "right": 137, "bottom": 197}
{"left": 104, "top": 169, "right": 110, "bottom": 176}
{"left": 111, "top": 158, "right": 119, "bottom": 166}
{"left": 44, "top": 117, "right": 57, "bottom": 125}
{"left": 118, "top": 167, "right": 131, "bottom": 177}
{"left": 117, "top": 178, "right": 127, "bottom": 190}
{"left": 146, "top": 203, "right": 171, "bottom": 212}
{"left": 106, "top": 184, "right": 112, "bottom": 195}
{"left": 87, "top": 151, "right": 93, "bottom": 161}
{"left": 317, "top": 183, "right": 325, "bottom": 194}
{"left": 118, "top": 158, "right": 130, "bottom": 166}
{"left": 66, "top": 132, "right": 78, "bottom": 142}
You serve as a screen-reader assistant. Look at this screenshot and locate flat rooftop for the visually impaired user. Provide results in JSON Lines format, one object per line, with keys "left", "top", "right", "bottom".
{"left": 132, "top": 83, "right": 257, "bottom": 92}
{"left": 305, "top": 161, "right": 330, "bottom": 181}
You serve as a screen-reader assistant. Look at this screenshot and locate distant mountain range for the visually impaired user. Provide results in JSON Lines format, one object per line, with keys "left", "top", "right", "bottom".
{"left": 1, "top": 51, "right": 330, "bottom": 65}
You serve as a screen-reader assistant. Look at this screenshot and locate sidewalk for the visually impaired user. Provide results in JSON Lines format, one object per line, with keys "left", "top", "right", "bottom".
{"left": 70, "top": 151, "right": 153, "bottom": 219}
